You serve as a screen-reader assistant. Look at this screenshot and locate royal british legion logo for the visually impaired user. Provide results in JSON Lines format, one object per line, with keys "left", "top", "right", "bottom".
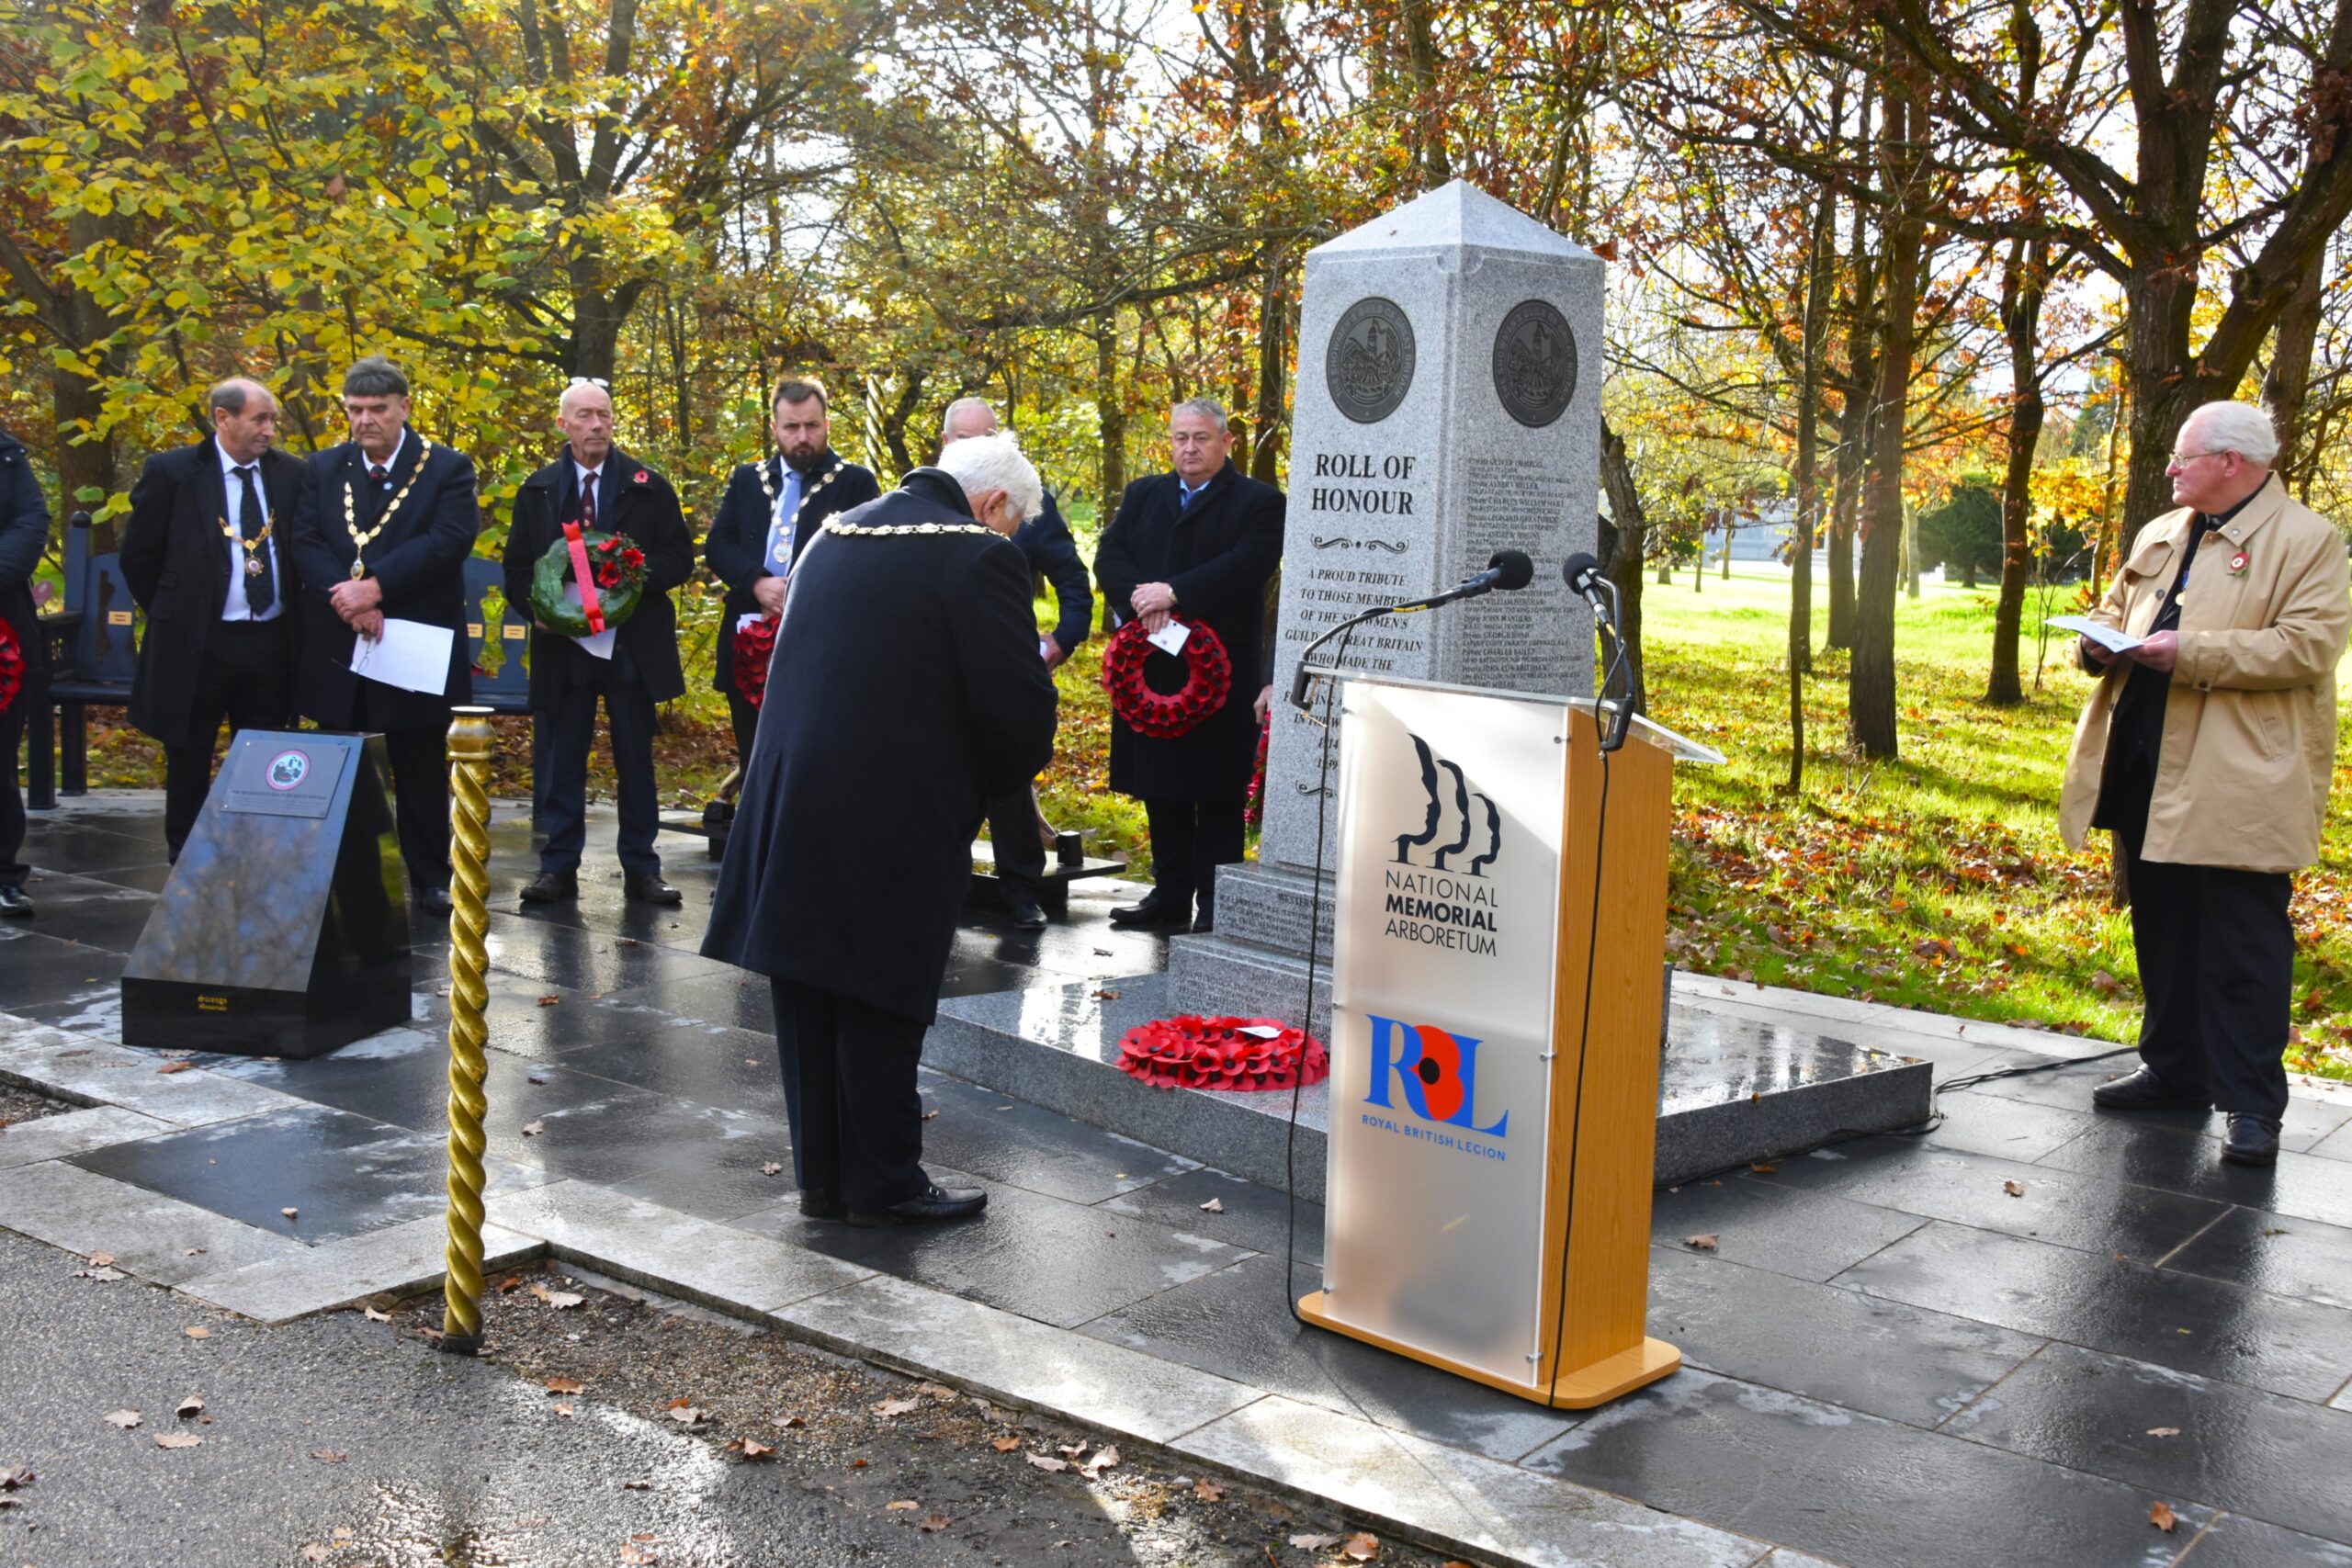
{"left": 1383, "top": 733, "right": 1501, "bottom": 956}
{"left": 1361, "top": 1013, "right": 1509, "bottom": 1159}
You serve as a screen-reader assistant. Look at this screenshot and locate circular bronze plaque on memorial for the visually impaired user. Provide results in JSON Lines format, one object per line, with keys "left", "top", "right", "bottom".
{"left": 1492, "top": 299, "right": 1577, "bottom": 428}
{"left": 1325, "top": 297, "right": 1416, "bottom": 424}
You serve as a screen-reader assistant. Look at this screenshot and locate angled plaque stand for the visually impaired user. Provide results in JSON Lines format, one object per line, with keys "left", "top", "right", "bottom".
{"left": 121, "top": 730, "right": 412, "bottom": 1058}
{"left": 1294, "top": 671, "right": 1719, "bottom": 1408}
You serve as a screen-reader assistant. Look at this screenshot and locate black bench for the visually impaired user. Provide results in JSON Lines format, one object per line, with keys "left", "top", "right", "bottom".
{"left": 28, "top": 512, "right": 135, "bottom": 808}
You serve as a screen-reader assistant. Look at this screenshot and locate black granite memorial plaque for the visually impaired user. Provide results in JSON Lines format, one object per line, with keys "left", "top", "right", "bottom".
{"left": 121, "top": 731, "right": 413, "bottom": 1058}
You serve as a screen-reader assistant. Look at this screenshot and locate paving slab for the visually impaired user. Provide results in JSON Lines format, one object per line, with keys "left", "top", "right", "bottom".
{"left": 0, "top": 1032, "right": 298, "bottom": 1127}
{"left": 771, "top": 1270, "right": 1265, "bottom": 1445}
{"left": 0, "top": 1157, "right": 303, "bottom": 1283}
{"left": 2032, "top": 1117, "right": 2352, "bottom": 1228}
{"left": 176, "top": 1214, "right": 543, "bottom": 1325}
{"left": 2161, "top": 1206, "right": 2352, "bottom": 1312}
{"left": 1914, "top": 1088, "right": 2101, "bottom": 1163}
{"left": 1650, "top": 1168, "right": 1927, "bottom": 1283}
{"left": 2175, "top": 1511, "right": 2352, "bottom": 1565}
{"left": 1099, "top": 1164, "right": 1327, "bottom": 1267}
{"left": 0, "top": 1104, "right": 173, "bottom": 1168}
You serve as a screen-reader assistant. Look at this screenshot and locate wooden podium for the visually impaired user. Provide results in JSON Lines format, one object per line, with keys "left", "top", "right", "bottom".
{"left": 1294, "top": 675, "right": 1717, "bottom": 1408}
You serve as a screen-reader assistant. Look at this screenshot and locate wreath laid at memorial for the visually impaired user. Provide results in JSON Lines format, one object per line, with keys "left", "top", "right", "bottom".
{"left": 1245, "top": 714, "right": 1271, "bottom": 828}
{"left": 733, "top": 614, "right": 780, "bottom": 707}
{"left": 1115, "top": 1013, "right": 1328, "bottom": 1093}
{"left": 529, "top": 527, "right": 647, "bottom": 637}
{"left": 1100, "top": 616, "right": 1231, "bottom": 739}
{"left": 0, "top": 619, "right": 21, "bottom": 716}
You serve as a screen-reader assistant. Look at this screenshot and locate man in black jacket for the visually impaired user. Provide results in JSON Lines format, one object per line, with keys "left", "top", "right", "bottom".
{"left": 700, "top": 380, "right": 881, "bottom": 762}
{"left": 502, "top": 381, "right": 695, "bottom": 907}
{"left": 0, "top": 425, "right": 48, "bottom": 917}
{"left": 703, "top": 431, "right": 1057, "bottom": 1228}
{"left": 1094, "top": 398, "right": 1283, "bottom": 933}
{"left": 282, "top": 356, "right": 481, "bottom": 915}
{"left": 121, "top": 378, "right": 307, "bottom": 861}
{"left": 940, "top": 396, "right": 1092, "bottom": 930}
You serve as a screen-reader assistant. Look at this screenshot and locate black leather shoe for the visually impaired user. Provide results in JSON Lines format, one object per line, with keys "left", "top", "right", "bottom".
{"left": 1192, "top": 911, "right": 1215, "bottom": 934}
{"left": 799, "top": 1189, "right": 847, "bottom": 1222}
{"left": 625, "top": 874, "right": 684, "bottom": 906}
{"left": 518, "top": 870, "right": 578, "bottom": 905}
{"left": 848, "top": 1183, "right": 988, "bottom": 1228}
{"left": 1007, "top": 896, "right": 1048, "bottom": 931}
{"left": 2221, "top": 1113, "right": 2282, "bottom": 1167}
{"left": 1108, "top": 893, "right": 1191, "bottom": 931}
{"left": 414, "top": 885, "right": 453, "bottom": 916}
{"left": 0, "top": 883, "right": 31, "bottom": 919}
{"left": 2090, "top": 1066, "right": 2211, "bottom": 1112}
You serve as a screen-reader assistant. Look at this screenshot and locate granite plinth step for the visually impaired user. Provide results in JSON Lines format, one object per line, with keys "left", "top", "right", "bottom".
{"left": 922, "top": 976, "right": 1932, "bottom": 1198}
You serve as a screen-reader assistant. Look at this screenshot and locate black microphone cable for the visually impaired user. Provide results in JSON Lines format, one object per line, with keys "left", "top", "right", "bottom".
{"left": 1285, "top": 622, "right": 1356, "bottom": 1330}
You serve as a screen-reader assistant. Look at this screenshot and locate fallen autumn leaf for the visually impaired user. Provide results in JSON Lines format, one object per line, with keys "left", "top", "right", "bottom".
{"left": 1342, "top": 1530, "right": 1381, "bottom": 1561}
{"left": 1684, "top": 1234, "right": 1719, "bottom": 1251}
{"left": 2150, "top": 1501, "right": 2177, "bottom": 1531}
{"left": 104, "top": 1410, "right": 141, "bottom": 1429}
{"left": 153, "top": 1432, "right": 201, "bottom": 1450}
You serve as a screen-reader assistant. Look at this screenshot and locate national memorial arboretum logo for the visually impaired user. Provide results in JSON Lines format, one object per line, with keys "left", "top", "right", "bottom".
{"left": 1384, "top": 733, "right": 1500, "bottom": 956}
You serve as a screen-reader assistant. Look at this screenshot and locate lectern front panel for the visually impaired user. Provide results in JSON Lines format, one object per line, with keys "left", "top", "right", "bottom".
{"left": 1321, "top": 680, "right": 1566, "bottom": 1387}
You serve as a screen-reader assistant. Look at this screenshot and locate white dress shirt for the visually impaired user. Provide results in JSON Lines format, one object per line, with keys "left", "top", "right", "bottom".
{"left": 216, "top": 439, "right": 280, "bottom": 623}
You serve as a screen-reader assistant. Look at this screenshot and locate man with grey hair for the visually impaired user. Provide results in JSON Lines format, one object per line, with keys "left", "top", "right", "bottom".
{"left": 284, "top": 355, "right": 482, "bottom": 915}
{"left": 1096, "top": 397, "right": 1283, "bottom": 932}
{"left": 122, "top": 378, "right": 310, "bottom": 860}
{"left": 941, "top": 397, "right": 1092, "bottom": 930}
{"left": 2061, "top": 400, "right": 2351, "bottom": 1166}
{"left": 705, "top": 430, "right": 1057, "bottom": 1227}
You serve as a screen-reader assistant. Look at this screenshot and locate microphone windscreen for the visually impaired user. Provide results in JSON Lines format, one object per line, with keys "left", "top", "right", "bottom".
{"left": 1561, "top": 551, "right": 1604, "bottom": 592}
{"left": 1487, "top": 549, "right": 1535, "bottom": 591}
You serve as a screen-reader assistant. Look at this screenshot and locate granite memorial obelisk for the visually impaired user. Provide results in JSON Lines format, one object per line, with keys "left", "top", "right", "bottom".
{"left": 1169, "top": 180, "right": 1604, "bottom": 1030}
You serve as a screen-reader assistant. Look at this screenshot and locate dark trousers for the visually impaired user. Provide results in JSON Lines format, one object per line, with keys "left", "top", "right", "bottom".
{"left": 0, "top": 692, "right": 25, "bottom": 884}
{"left": 535, "top": 665, "right": 660, "bottom": 877}
{"left": 986, "top": 782, "right": 1046, "bottom": 900}
{"left": 726, "top": 690, "right": 760, "bottom": 773}
{"left": 1144, "top": 795, "right": 1246, "bottom": 919}
{"left": 164, "top": 620, "right": 293, "bottom": 858}
{"left": 766, "top": 977, "right": 928, "bottom": 1210}
{"left": 355, "top": 685, "right": 451, "bottom": 893}
{"left": 2115, "top": 774, "right": 2294, "bottom": 1120}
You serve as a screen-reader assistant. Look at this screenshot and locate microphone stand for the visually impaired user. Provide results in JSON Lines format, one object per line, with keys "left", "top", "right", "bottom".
{"left": 1286, "top": 599, "right": 1432, "bottom": 716}
{"left": 1578, "top": 572, "right": 1638, "bottom": 754}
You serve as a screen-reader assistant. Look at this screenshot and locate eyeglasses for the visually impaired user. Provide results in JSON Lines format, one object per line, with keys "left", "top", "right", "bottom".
{"left": 2168, "top": 447, "right": 2221, "bottom": 465}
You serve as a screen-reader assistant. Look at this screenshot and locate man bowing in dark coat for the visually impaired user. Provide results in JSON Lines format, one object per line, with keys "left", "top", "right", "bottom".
{"left": 121, "top": 378, "right": 307, "bottom": 862}
{"left": 700, "top": 379, "right": 880, "bottom": 764}
{"left": 282, "top": 355, "right": 481, "bottom": 915}
{"left": 704, "top": 431, "right": 1057, "bottom": 1227}
{"left": 1094, "top": 397, "right": 1283, "bottom": 933}
{"left": 502, "top": 381, "right": 695, "bottom": 907}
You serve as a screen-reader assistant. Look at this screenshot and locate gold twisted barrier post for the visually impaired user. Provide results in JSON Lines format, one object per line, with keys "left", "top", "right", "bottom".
{"left": 439, "top": 706, "right": 495, "bottom": 1354}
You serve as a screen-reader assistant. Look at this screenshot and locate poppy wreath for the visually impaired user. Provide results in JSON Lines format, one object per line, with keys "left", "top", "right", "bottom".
{"left": 0, "top": 618, "right": 21, "bottom": 716}
{"left": 733, "top": 615, "right": 780, "bottom": 707}
{"left": 1244, "top": 711, "right": 1271, "bottom": 828}
{"left": 530, "top": 529, "right": 647, "bottom": 637}
{"left": 1114, "top": 1014, "right": 1329, "bottom": 1093}
{"left": 1101, "top": 616, "right": 1232, "bottom": 739}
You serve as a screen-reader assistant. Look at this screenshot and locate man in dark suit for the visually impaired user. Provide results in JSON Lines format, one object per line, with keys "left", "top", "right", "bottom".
{"left": 1094, "top": 397, "right": 1283, "bottom": 933}
{"left": 703, "top": 431, "right": 1057, "bottom": 1227}
{"left": 282, "top": 355, "right": 480, "bottom": 915}
{"left": 502, "top": 381, "right": 695, "bottom": 906}
{"left": 121, "top": 378, "right": 307, "bottom": 862}
{"left": 0, "top": 424, "right": 48, "bottom": 917}
{"left": 940, "top": 396, "right": 1092, "bottom": 931}
{"left": 700, "top": 379, "right": 880, "bottom": 763}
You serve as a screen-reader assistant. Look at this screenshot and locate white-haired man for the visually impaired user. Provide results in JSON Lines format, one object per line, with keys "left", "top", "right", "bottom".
{"left": 2061, "top": 400, "right": 2351, "bottom": 1166}
{"left": 705, "top": 431, "right": 1057, "bottom": 1227}
{"left": 941, "top": 397, "right": 1093, "bottom": 930}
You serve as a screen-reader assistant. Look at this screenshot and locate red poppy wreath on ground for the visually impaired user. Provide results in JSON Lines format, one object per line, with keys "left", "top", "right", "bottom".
{"left": 0, "top": 619, "right": 22, "bottom": 716}
{"left": 733, "top": 615, "right": 779, "bottom": 707}
{"left": 1115, "top": 1014, "right": 1329, "bottom": 1092}
{"left": 1101, "top": 617, "right": 1231, "bottom": 739}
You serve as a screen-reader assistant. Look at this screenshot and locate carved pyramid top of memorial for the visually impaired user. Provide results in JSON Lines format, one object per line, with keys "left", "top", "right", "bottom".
{"left": 1313, "top": 178, "right": 1599, "bottom": 263}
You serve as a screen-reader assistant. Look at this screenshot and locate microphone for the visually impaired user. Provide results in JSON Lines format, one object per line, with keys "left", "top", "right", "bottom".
{"left": 1562, "top": 549, "right": 1636, "bottom": 752}
{"left": 1562, "top": 550, "right": 1609, "bottom": 614}
{"left": 1405, "top": 548, "right": 1535, "bottom": 611}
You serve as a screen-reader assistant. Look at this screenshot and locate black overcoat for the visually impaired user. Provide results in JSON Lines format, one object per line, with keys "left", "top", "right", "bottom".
{"left": 501, "top": 447, "right": 695, "bottom": 710}
{"left": 120, "top": 438, "right": 307, "bottom": 745}
{"left": 281, "top": 431, "right": 480, "bottom": 729}
{"left": 701, "top": 469, "right": 1058, "bottom": 1024}
{"left": 0, "top": 428, "right": 51, "bottom": 689}
{"left": 1012, "top": 489, "right": 1095, "bottom": 654}
{"left": 1093, "top": 460, "right": 1283, "bottom": 800}
{"left": 700, "top": 449, "right": 880, "bottom": 697}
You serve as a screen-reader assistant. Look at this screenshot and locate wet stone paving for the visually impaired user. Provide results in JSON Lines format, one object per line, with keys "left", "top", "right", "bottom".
{"left": 6, "top": 793, "right": 2352, "bottom": 1567}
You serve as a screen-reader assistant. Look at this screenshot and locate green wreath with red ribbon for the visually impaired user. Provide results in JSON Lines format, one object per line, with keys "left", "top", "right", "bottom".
{"left": 530, "top": 527, "right": 646, "bottom": 637}
{"left": 1101, "top": 616, "right": 1232, "bottom": 739}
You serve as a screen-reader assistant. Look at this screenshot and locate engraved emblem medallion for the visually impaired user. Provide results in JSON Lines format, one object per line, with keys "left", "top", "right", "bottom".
{"left": 1324, "top": 298, "right": 1416, "bottom": 424}
{"left": 1492, "top": 299, "right": 1577, "bottom": 429}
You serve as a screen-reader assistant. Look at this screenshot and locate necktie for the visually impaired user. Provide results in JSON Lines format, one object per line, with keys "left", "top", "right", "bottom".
{"left": 768, "top": 465, "right": 801, "bottom": 572}
{"left": 232, "top": 464, "right": 273, "bottom": 615}
{"left": 369, "top": 464, "right": 388, "bottom": 485}
{"left": 1180, "top": 483, "right": 1198, "bottom": 511}
{"left": 581, "top": 470, "right": 599, "bottom": 530}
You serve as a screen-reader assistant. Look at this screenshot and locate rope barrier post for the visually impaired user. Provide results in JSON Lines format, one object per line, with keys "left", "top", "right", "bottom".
{"left": 438, "top": 705, "right": 495, "bottom": 1354}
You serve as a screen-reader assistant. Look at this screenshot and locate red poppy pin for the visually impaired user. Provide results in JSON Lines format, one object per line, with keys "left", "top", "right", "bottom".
{"left": 632, "top": 468, "right": 650, "bottom": 484}
{"left": 2228, "top": 549, "right": 2249, "bottom": 576}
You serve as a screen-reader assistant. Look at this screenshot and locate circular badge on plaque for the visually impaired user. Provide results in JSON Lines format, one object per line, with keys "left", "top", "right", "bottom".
{"left": 266, "top": 749, "right": 311, "bottom": 791}
{"left": 1492, "top": 299, "right": 1578, "bottom": 428}
{"left": 1324, "top": 297, "right": 1416, "bottom": 424}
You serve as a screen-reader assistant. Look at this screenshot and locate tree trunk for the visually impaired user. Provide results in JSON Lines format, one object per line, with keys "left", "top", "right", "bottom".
{"left": 1785, "top": 176, "right": 1834, "bottom": 792}
{"left": 1095, "top": 326, "right": 1127, "bottom": 527}
{"left": 1598, "top": 417, "right": 1648, "bottom": 712}
{"left": 1250, "top": 248, "right": 1288, "bottom": 485}
{"left": 1986, "top": 235, "right": 2047, "bottom": 705}
{"left": 1850, "top": 82, "right": 1923, "bottom": 760}
{"left": 2262, "top": 252, "right": 2327, "bottom": 488}
{"left": 1400, "top": 0, "right": 1450, "bottom": 187}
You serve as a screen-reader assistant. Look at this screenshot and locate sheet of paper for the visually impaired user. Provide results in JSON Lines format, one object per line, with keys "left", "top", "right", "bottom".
{"left": 1147, "top": 621, "right": 1191, "bottom": 657}
{"left": 1234, "top": 1024, "right": 1285, "bottom": 1040}
{"left": 350, "top": 619, "right": 455, "bottom": 695}
{"left": 2045, "top": 615, "right": 2143, "bottom": 655}
{"left": 739, "top": 613, "right": 769, "bottom": 636}
{"left": 1038, "top": 637, "right": 1053, "bottom": 660}
{"left": 565, "top": 583, "right": 616, "bottom": 660}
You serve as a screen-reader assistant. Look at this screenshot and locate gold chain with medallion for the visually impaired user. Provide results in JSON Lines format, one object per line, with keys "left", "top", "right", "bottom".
{"left": 343, "top": 435, "right": 435, "bottom": 580}
{"left": 759, "top": 456, "right": 842, "bottom": 524}
{"left": 821, "top": 518, "right": 995, "bottom": 539}
{"left": 218, "top": 503, "right": 273, "bottom": 578}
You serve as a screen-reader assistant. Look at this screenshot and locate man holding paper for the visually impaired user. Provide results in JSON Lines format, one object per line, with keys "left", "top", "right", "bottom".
{"left": 1094, "top": 397, "right": 1283, "bottom": 934}
{"left": 284, "top": 355, "right": 481, "bottom": 916}
{"left": 502, "top": 381, "right": 695, "bottom": 907}
{"left": 2059, "top": 400, "right": 2351, "bottom": 1167}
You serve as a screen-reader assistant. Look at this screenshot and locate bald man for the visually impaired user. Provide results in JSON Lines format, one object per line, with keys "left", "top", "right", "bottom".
{"left": 500, "top": 380, "right": 695, "bottom": 906}
{"left": 122, "top": 378, "right": 309, "bottom": 860}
